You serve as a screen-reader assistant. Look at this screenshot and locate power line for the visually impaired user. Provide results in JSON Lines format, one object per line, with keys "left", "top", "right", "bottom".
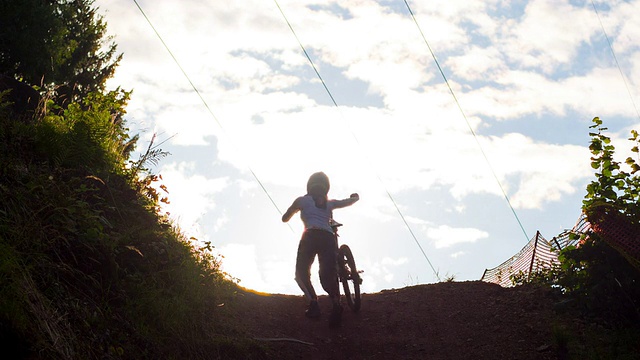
{"left": 402, "top": 0, "right": 530, "bottom": 243}
{"left": 272, "top": 0, "right": 441, "bottom": 281}
{"left": 131, "top": 0, "right": 219, "bottom": 128}
{"left": 590, "top": 1, "right": 640, "bottom": 121}
{"left": 272, "top": 0, "right": 338, "bottom": 108}
{"left": 130, "top": 0, "right": 291, "bottom": 231}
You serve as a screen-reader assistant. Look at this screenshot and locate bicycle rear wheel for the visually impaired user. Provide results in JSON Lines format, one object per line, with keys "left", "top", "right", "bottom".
{"left": 338, "top": 244, "right": 361, "bottom": 312}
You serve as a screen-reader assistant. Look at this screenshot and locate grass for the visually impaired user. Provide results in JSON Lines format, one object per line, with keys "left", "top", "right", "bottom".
{"left": 3, "top": 94, "right": 639, "bottom": 360}
{"left": 0, "top": 99, "right": 266, "bottom": 359}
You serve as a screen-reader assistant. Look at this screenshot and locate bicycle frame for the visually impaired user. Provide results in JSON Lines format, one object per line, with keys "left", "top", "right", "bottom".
{"left": 331, "top": 219, "right": 362, "bottom": 312}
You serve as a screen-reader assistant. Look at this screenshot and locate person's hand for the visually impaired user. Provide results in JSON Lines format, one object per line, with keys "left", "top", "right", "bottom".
{"left": 350, "top": 193, "right": 359, "bottom": 200}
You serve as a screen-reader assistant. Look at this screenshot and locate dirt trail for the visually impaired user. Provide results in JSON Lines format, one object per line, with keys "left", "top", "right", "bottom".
{"left": 232, "top": 281, "right": 562, "bottom": 359}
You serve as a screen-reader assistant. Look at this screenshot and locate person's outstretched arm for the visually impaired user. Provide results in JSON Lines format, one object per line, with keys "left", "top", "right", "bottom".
{"left": 331, "top": 193, "right": 359, "bottom": 209}
{"left": 282, "top": 197, "right": 302, "bottom": 222}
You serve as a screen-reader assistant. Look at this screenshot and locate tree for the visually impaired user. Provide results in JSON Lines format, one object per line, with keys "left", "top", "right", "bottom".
{"left": 558, "top": 117, "right": 640, "bottom": 326}
{"left": 522, "top": 118, "right": 640, "bottom": 327}
{"left": 0, "top": 0, "right": 121, "bottom": 105}
{"left": 584, "top": 116, "right": 640, "bottom": 269}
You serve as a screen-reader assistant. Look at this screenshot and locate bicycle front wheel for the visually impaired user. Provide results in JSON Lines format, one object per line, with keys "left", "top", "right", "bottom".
{"left": 338, "top": 244, "right": 361, "bottom": 312}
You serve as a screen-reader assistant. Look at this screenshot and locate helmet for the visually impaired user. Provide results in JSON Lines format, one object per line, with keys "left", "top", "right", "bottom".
{"left": 306, "top": 171, "right": 330, "bottom": 195}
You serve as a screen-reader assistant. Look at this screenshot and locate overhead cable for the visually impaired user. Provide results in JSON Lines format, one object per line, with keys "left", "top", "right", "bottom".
{"left": 590, "top": 1, "right": 640, "bottom": 121}
{"left": 403, "top": 0, "right": 530, "bottom": 243}
{"left": 130, "top": 0, "right": 291, "bottom": 231}
{"left": 272, "top": 0, "right": 441, "bottom": 281}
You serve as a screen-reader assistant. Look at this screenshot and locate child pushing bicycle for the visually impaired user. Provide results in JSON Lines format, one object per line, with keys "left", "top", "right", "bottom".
{"left": 281, "top": 172, "right": 359, "bottom": 327}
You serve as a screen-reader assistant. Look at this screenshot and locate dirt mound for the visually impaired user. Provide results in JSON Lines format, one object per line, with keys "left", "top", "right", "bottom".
{"left": 232, "top": 281, "right": 561, "bottom": 359}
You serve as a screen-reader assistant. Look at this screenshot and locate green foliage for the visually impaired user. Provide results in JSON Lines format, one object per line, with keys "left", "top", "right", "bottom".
{"left": 584, "top": 116, "right": 640, "bottom": 226}
{"left": 525, "top": 117, "right": 640, "bottom": 328}
{"left": 0, "top": 0, "right": 121, "bottom": 104}
{"left": 511, "top": 118, "right": 640, "bottom": 358}
{"left": 1, "top": 105, "right": 258, "bottom": 358}
{"left": 129, "top": 133, "right": 171, "bottom": 209}
{"left": 1, "top": 2, "right": 263, "bottom": 358}
{"left": 555, "top": 239, "right": 640, "bottom": 326}
{"left": 34, "top": 90, "right": 133, "bottom": 174}
{"left": 550, "top": 118, "right": 640, "bottom": 327}
{"left": 510, "top": 262, "right": 562, "bottom": 288}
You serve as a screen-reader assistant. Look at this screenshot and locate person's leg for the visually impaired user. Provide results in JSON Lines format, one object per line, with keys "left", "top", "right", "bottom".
{"left": 295, "top": 232, "right": 320, "bottom": 317}
{"left": 317, "top": 232, "right": 340, "bottom": 301}
{"left": 317, "top": 232, "right": 342, "bottom": 326}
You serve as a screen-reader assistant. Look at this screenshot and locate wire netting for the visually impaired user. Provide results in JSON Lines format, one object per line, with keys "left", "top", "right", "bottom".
{"left": 587, "top": 205, "right": 640, "bottom": 271}
{"left": 481, "top": 213, "right": 590, "bottom": 287}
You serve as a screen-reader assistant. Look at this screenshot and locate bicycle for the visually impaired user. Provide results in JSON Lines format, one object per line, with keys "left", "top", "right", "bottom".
{"left": 331, "top": 219, "right": 362, "bottom": 312}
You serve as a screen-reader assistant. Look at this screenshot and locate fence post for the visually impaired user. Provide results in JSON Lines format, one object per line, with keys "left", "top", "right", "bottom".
{"left": 527, "top": 231, "right": 540, "bottom": 281}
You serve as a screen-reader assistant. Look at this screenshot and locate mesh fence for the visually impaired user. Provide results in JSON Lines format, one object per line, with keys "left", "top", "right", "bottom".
{"left": 481, "top": 213, "right": 590, "bottom": 287}
{"left": 587, "top": 205, "right": 640, "bottom": 271}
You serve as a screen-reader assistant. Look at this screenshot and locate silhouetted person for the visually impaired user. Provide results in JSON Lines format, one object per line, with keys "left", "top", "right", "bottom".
{"left": 282, "top": 172, "right": 359, "bottom": 327}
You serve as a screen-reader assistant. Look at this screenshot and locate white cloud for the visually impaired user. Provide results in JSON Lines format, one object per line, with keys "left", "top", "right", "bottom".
{"left": 359, "top": 256, "right": 410, "bottom": 292}
{"left": 479, "top": 133, "right": 592, "bottom": 209}
{"left": 96, "top": 0, "right": 640, "bottom": 293}
{"left": 605, "top": 0, "right": 640, "bottom": 54}
{"left": 447, "top": 46, "right": 505, "bottom": 81}
{"left": 505, "top": 0, "right": 595, "bottom": 72}
{"left": 382, "top": 257, "right": 409, "bottom": 266}
{"left": 156, "top": 162, "right": 229, "bottom": 227}
{"left": 426, "top": 225, "right": 489, "bottom": 248}
{"left": 213, "top": 211, "right": 229, "bottom": 232}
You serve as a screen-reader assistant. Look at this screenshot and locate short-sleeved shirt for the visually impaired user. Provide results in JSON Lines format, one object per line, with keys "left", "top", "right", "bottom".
{"left": 291, "top": 195, "right": 358, "bottom": 233}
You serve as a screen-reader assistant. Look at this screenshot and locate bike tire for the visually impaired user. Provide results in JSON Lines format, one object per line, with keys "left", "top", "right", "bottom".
{"left": 338, "top": 244, "right": 361, "bottom": 312}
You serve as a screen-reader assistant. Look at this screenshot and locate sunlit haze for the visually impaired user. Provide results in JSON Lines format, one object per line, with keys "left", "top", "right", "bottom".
{"left": 96, "top": 0, "right": 640, "bottom": 294}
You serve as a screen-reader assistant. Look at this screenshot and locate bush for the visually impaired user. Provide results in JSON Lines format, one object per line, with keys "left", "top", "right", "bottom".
{"left": 1, "top": 82, "right": 258, "bottom": 360}
{"left": 540, "top": 117, "right": 640, "bottom": 327}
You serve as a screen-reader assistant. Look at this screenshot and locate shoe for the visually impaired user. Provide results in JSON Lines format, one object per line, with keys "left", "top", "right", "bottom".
{"left": 305, "top": 301, "right": 321, "bottom": 318}
{"left": 329, "top": 303, "right": 343, "bottom": 327}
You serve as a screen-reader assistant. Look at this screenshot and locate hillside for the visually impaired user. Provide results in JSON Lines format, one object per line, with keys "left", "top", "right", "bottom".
{"left": 228, "top": 281, "right": 606, "bottom": 360}
{"left": 1, "top": 103, "right": 638, "bottom": 359}
{"left": 2, "top": 88, "right": 639, "bottom": 360}
{"left": 2, "top": 3, "right": 639, "bottom": 358}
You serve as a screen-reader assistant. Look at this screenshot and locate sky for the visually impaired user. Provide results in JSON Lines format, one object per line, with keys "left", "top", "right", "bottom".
{"left": 95, "top": 0, "right": 640, "bottom": 295}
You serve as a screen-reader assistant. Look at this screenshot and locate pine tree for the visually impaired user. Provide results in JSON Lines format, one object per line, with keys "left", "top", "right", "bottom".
{"left": 0, "top": 0, "right": 121, "bottom": 105}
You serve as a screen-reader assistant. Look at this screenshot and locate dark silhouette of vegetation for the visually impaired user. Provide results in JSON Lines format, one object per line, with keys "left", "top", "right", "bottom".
{"left": 0, "top": 97, "right": 261, "bottom": 357}
{"left": 0, "top": 1, "right": 264, "bottom": 358}
{"left": 562, "top": 117, "right": 640, "bottom": 326}
{"left": 521, "top": 117, "right": 640, "bottom": 358}
{"left": 0, "top": 0, "right": 121, "bottom": 106}
{"left": 2, "top": 1, "right": 639, "bottom": 359}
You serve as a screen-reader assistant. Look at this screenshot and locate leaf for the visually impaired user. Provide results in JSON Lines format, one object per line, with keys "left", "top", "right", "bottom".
{"left": 604, "top": 189, "right": 617, "bottom": 200}
{"left": 124, "top": 245, "right": 144, "bottom": 257}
